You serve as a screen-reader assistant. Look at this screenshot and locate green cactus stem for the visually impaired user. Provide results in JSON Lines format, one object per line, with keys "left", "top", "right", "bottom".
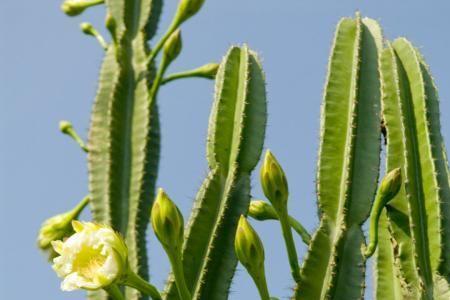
{"left": 164, "top": 45, "right": 267, "bottom": 300}
{"left": 378, "top": 38, "right": 450, "bottom": 299}
{"left": 295, "top": 14, "right": 382, "bottom": 300}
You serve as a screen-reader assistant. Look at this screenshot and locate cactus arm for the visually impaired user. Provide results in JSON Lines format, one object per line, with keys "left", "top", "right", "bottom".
{"left": 88, "top": 1, "right": 161, "bottom": 299}
{"left": 378, "top": 44, "right": 420, "bottom": 298}
{"left": 393, "top": 40, "right": 435, "bottom": 294}
{"left": 295, "top": 15, "right": 382, "bottom": 300}
{"left": 164, "top": 45, "right": 267, "bottom": 300}
{"left": 375, "top": 213, "right": 404, "bottom": 300}
{"left": 417, "top": 54, "right": 450, "bottom": 277}
{"left": 380, "top": 38, "right": 450, "bottom": 298}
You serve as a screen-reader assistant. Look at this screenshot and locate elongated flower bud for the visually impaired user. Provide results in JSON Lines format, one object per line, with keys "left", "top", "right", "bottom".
{"left": 365, "top": 168, "right": 402, "bottom": 258}
{"left": 260, "top": 150, "right": 289, "bottom": 212}
{"left": 194, "top": 62, "right": 219, "bottom": 79}
{"left": 61, "top": 0, "right": 104, "bottom": 17}
{"left": 175, "top": 0, "right": 206, "bottom": 25}
{"left": 378, "top": 167, "right": 402, "bottom": 203}
{"left": 163, "top": 29, "right": 182, "bottom": 65}
{"left": 248, "top": 200, "right": 278, "bottom": 221}
{"left": 151, "top": 188, "right": 184, "bottom": 253}
{"left": 37, "top": 197, "right": 89, "bottom": 259}
{"left": 52, "top": 221, "right": 128, "bottom": 291}
{"left": 235, "top": 215, "right": 265, "bottom": 275}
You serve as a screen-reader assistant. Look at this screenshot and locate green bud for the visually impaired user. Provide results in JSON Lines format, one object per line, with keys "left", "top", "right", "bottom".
{"left": 37, "top": 196, "right": 89, "bottom": 260}
{"left": 59, "top": 120, "right": 73, "bottom": 134}
{"left": 260, "top": 150, "right": 289, "bottom": 212}
{"left": 80, "top": 22, "right": 94, "bottom": 35}
{"left": 248, "top": 200, "right": 278, "bottom": 221}
{"left": 194, "top": 63, "right": 219, "bottom": 79}
{"left": 151, "top": 188, "right": 184, "bottom": 253}
{"left": 163, "top": 29, "right": 182, "bottom": 65}
{"left": 175, "top": 0, "right": 206, "bottom": 25}
{"left": 61, "top": 0, "right": 104, "bottom": 17}
{"left": 364, "top": 168, "right": 402, "bottom": 258}
{"left": 235, "top": 215, "right": 265, "bottom": 276}
{"left": 379, "top": 167, "right": 402, "bottom": 204}
{"left": 105, "top": 14, "right": 117, "bottom": 38}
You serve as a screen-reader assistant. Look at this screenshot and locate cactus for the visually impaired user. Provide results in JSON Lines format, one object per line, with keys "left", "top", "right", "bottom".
{"left": 163, "top": 45, "right": 267, "bottom": 300}
{"left": 39, "top": 2, "right": 450, "bottom": 299}
{"left": 377, "top": 39, "right": 450, "bottom": 299}
{"left": 293, "top": 14, "right": 382, "bottom": 300}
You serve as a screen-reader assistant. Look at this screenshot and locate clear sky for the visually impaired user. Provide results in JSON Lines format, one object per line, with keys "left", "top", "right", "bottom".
{"left": 2, "top": 1, "right": 450, "bottom": 299}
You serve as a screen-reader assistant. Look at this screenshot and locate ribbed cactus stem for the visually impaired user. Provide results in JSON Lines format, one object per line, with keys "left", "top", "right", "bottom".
{"left": 295, "top": 14, "right": 382, "bottom": 299}
{"left": 164, "top": 45, "right": 267, "bottom": 300}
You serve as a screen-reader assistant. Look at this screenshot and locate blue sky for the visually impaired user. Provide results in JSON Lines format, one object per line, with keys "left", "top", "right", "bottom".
{"left": 2, "top": 0, "right": 450, "bottom": 299}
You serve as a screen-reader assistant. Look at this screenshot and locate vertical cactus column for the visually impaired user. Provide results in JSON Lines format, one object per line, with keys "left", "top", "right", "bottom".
{"left": 88, "top": 0, "right": 162, "bottom": 299}
{"left": 378, "top": 38, "right": 450, "bottom": 299}
{"left": 294, "top": 14, "right": 382, "bottom": 299}
{"left": 164, "top": 45, "right": 267, "bottom": 300}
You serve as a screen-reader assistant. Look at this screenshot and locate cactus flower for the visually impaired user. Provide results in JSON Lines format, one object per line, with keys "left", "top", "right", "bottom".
{"left": 260, "top": 150, "right": 289, "bottom": 212}
{"left": 51, "top": 221, "right": 127, "bottom": 291}
{"left": 151, "top": 188, "right": 184, "bottom": 253}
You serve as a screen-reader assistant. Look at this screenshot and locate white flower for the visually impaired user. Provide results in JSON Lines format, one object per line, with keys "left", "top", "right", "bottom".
{"left": 51, "top": 221, "right": 128, "bottom": 291}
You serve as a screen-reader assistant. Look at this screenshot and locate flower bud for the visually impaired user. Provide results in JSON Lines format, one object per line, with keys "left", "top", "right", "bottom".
{"left": 175, "top": 0, "right": 206, "bottom": 25}
{"left": 37, "top": 197, "right": 89, "bottom": 259}
{"left": 260, "top": 150, "right": 289, "bottom": 212}
{"left": 163, "top": 29, "right": 182, "bottom": 65}
{"left": 194, "top": 63, "right": 219, "bottom": 79}
{"left": 235, "top": 215, "right": 265, "bottom": 276}
{"left": 61, "top": 0, "right": 103, "bottom": 17}
{"left": 59, "top": 120, "right": 73, "bottom": 134}
{"left": 52, "top": 221, "right": 128, "bottom": 291}
{"left": 379, "top": 167, "right": 402, "bottom": 204}
{"left": 80, "top": 22, "right": 94, "bottom": 35}
{"left": 248, "top": 200, "right": 278, "bottom": 221}
{"left": 151, "top": 188, "right": 184, "bottom": 253}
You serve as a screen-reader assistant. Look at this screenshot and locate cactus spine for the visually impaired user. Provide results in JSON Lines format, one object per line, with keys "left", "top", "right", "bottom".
{"left": 164, "top": 45, "right": 267, "bottom": 300}
{"left": 377, "top": 39, "right": 450, "bottom": 299}
{"left": 294, "top": 14, "right": 382, "bottom": 299}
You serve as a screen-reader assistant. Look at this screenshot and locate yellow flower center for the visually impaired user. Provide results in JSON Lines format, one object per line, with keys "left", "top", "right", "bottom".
{"left": 72, "top": 245, "right": 107, "bottom": 279}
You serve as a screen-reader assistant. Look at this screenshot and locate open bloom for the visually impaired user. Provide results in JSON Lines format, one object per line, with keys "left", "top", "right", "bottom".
{"left": 51, "top": 221, "right": 127, "bottom": 291}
